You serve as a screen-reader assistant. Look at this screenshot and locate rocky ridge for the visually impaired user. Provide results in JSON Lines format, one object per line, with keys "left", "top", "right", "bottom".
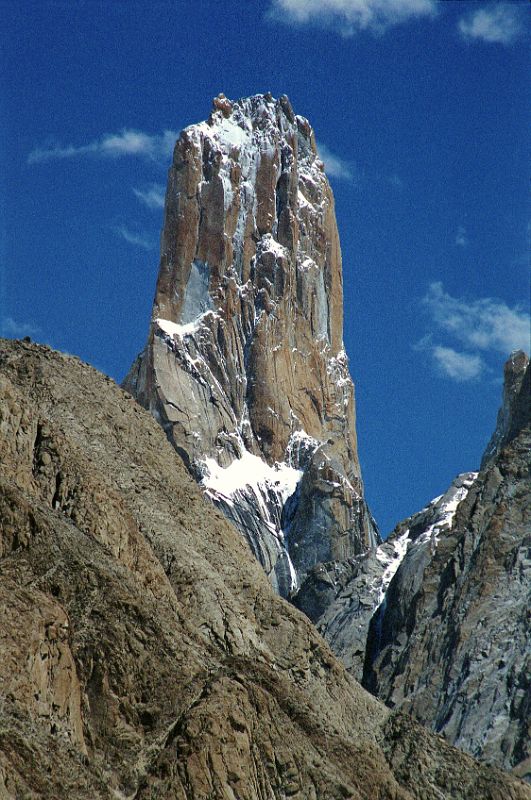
{"left": 363, "top": 352, "right": 530, "bottom": 776}
{"left": 294, "top": 472, "right": 478, "bottom": 678}
{"left": 297, "top": 351, "right": 530, "bottom": 777}
{"left": 481, "top": 349, "right": 530, "bottom": 469}
{"left": 1, "top": 338, "right": 530, "bottom": 799}
{"left": 124, "top": 93, "right": 378, "bottom": 597}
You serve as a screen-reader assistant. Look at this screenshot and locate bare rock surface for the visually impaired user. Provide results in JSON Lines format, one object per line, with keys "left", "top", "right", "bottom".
{"left": 481, "top": 350, "right": 530, "bottom": 468}
{"left": 124, "top": 93, "right": 378, "bottom": 597}
{"left": 1, "top": 338, "right": 529, "bottom": 799}
{"left": 294, "top": 473, "right": 477, "bottom": 679}
{"left": 363, "top": 354, "right": 531, "bottom": 777}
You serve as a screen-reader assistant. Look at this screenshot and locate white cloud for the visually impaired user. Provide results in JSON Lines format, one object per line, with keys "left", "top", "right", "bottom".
{"left": 133, "top": 183, "right": 166, "bottom": 210}
{"left": 28, "top": 129, "right": 178, "bottom": 165}
{"left": 423, "top": 282, "right": 530, "bottom": 355}
{"left": 269, "top": 0, "right": 437, "bottom": 35}
{"left": 316, "top": 141, "right": 354, "bottom": 180}
{"left": 458, "top": 4, "right": 524, "bottom": 45}
{"left": 113, "top": 226, "right": 155, "bottom": 251}
{"left": 417, "top": 283, "right": 529, "bottom": 382}
{"left": 455, "top": 225, "right": 468, "bottom": 247}
{"left": 432, "top": 346, "right": 484, "bottom": 382}
{"left": 1, "top": 317, "right": 40, "bottom": 339}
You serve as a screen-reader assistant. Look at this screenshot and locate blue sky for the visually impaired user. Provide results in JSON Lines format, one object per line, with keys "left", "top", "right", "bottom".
{"left": 2, "top": 0, "right": 529, "bottom": 535}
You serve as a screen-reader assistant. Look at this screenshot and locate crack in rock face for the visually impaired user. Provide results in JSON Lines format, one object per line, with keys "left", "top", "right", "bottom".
{"left": 124, "top": 93, "right": 379, "bottom": 596}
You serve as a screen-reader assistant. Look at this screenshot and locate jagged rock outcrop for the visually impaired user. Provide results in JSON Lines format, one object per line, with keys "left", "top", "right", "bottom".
{"left": 124, "top": 93, "right": 378, "bottom": 597}
{"left": 481, "top": 350, "right": 530, "bottom": 468}
{"left": 294, "top": 472, "right": 477, "bottom": 679}
{"left": 362, "top": 352, "right": 531, "bottom": 777}
{"left": 1, "top": 338, "right": 530, "bottom": 799}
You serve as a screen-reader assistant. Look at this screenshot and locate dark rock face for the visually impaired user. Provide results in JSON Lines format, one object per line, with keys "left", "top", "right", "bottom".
{"left": 363, "top": 355, "right": 531, "bottom": 777}
{"left": 3, "top": 340, "right": 530, "bottom": 798}
{"left": 124, "top": 93, "right": 378, "bottom": 597}
{"left": 481, "top": 350, "right": 530, "bottom": 468}
{"left": 294, "top": 473, "right": 477, "bottom": 679}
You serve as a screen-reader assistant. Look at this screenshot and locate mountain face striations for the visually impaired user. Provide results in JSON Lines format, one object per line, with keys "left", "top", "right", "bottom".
{"left": 122, "top": 93, "right": 529, "bottom": 778}
{"left": 363, "top": 352, "right": 530, "bottom": 777}
{"left": 294, "top": 472, "right": 478, "bottom": 679}
{"left": 1, "top": 338, "right": 530, "bottom": 800}
{"left": 299, "top": 350, "right": 530, "bottom": 777}
{"left": 124, "top": 93, "right": 378, "bottom": 597}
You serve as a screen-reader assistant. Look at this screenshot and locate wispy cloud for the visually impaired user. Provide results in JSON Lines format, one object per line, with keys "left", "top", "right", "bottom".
{"left": 1, "top": 316, "right": 41, "bottom": 339}
{"left": 268, "top": 0, "right": 438, "bottom": 35}
{"left": 113, "top": 226, "right": 156, "bottom": 251}
{"left": 432, "top": 345, "right": 484, "bottom": 382}
{"left": 316, "top": 141, "right": 354, "bottom": 181}
{"left": 417, "top": 282, "right": 529, "bottom": 382}
{"left": 133, "top": 183, "right": 166, "bottom": 210}
{"left": 423, "top": 282, "right": 529, "bottom": 355}
{"left": 458, "top": 3, "right": 525, "bottom": 45}
{"left": 455, "top": 225, "right": 468, "bottom": 247}
{"left": 28, "top": 129, "right": 178, "bottom": 165}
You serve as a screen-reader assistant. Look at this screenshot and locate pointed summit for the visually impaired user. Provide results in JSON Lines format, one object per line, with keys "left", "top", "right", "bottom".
{"left": 124, "top": 94, "right": 378, "bottom": 595}
{"left": 481, "top": 350, "right": 530, "bottom": 468}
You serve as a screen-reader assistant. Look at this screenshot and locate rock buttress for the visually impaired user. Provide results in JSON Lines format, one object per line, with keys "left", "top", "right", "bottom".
{"left": 124, "top": 93, "right": 379, "bottom": 596}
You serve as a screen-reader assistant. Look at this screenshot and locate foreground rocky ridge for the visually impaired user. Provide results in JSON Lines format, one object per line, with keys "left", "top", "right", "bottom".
{"left": 297, "top": 352, "right": 530, "bottom": 777}
{"left": 124, "top": 93, "right": 378, "bottom": 597}
{"left": 1, "top": 339, "right": 529, "bottom": 799}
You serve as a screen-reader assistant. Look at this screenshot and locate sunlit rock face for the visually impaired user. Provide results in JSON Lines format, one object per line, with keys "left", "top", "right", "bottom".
{"left": 481, "top": 350, "right": 530, "bottom": 469}
{"left": 124, "top": 93, "right": 379, "bottom": 596}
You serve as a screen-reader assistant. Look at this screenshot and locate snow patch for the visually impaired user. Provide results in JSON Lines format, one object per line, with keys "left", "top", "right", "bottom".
{"left": 288, "top": 429, "right": 321, "bottom": 449}
{"left": 298, "top": 257, "right": 317, "bottom": 273}
{"left": 373, "top": 473, "right": 478, "bottom": 609}
{"left": 328, "top": 349, "right": 352, "bottom": 388}
{"left": 155, "top": 317, "right": 201, "bottom": 338}
{"left": 417, "top": 473, "right": 478, "bottom": 547}
{"left": 297, "top": 189, "right": 313, "bottom": 211}
{"left": 216, "top": 117, "right": 251, "bottom": 150}
{"left": 259, "top": 233, "right": 289, "bottom": 259}
{"left": 375, "top": 529, "right": 411, "bottom": 604}
{"left": 201, "top": 448, "right": 302, "bottom": 503}
{"left": 201, "top": 448, "right": 303, "bottom": 595}
{"left": 155, "top": 311, "right": 216, "bottom": 339}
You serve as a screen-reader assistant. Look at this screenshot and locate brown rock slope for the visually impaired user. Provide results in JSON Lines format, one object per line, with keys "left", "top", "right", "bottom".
{"left": 124, "top": 93, "right": 378, "bottom": 598}
{"left": 0, "top": 339, "right": 529, "bottom": 799}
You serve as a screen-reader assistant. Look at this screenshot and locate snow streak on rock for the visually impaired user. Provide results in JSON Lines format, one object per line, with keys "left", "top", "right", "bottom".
{"left": 295, "top": 472, "right": 478, "bottom": 678}
{"left": 124, "top": 93, "right": 379, "bottom": 596}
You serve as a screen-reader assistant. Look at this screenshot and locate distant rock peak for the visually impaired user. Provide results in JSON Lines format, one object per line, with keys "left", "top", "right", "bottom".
{"left": 124, "top": 93, "right": 378, "bottom": 596}
{"left": 294, "top": 471, "right": 478, "bottom": 676}
{"left": 481, "top": 350, "right": 530, "bottom": 469}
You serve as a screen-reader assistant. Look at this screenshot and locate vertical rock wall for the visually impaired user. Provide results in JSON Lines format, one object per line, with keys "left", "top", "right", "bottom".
{"left": 124, "top": 93, "right": 378, "bottom": 596}
{"left": 362, "top": 353, "right": 531, "bottom": 776}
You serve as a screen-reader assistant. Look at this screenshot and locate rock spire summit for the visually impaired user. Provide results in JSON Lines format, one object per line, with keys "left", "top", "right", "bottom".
{"left": 124, "top": 93, "right": 378, "bottom": 595}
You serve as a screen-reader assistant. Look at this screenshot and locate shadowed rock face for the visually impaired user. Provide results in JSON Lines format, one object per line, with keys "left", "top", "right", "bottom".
{"left": 362, "top": 354, "right": 531, "bottom": 777}
{"left": 294, "top": 473, "right": 478, "bottom": 679}
{"left": 1, "top": 339, "right": 530, "bottom": 800}
{"left": 293, "top": 353, "right": 531, "bottom": 778}
{"left": 124, "top": 93, "right": 378, "bottom": 596}
{"left": 481, "top": 350, "right": 530, "bottom": 469}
